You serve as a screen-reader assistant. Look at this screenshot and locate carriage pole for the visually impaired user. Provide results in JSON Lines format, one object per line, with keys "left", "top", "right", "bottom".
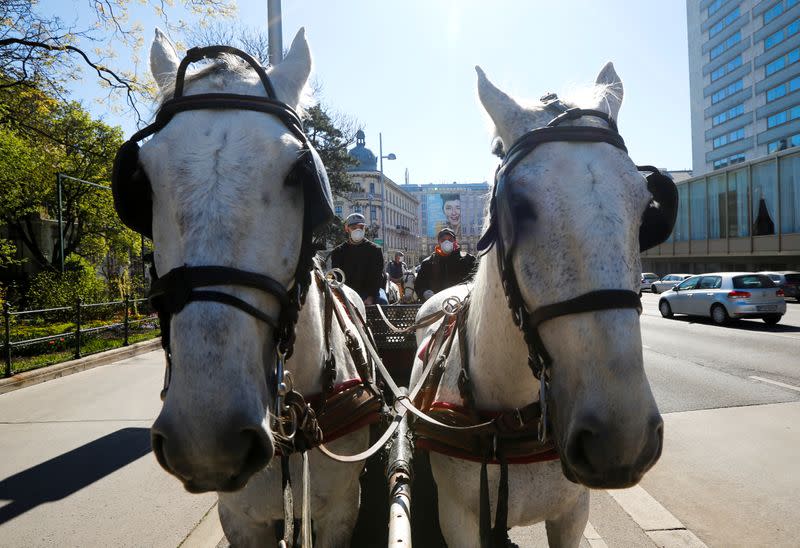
{"left": 386, "top": 389, "right": 413, "bottom": 546}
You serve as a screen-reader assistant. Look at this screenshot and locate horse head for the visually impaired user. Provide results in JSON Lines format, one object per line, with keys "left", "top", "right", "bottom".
{"left": 135, "top": 29, "right": 318, "bottom": 492}
{"left": 475, "top": 63, "right": 663, "bottom": 488}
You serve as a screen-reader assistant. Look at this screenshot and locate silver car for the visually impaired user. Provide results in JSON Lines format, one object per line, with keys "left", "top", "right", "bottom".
{"left": 658, "top": 272, "right": 787, "bottom": 325}
{"left": 650, "top": 273, "right": 693, "bottom": 294}
{"left": 758, "top": 271, "right": 800, "bottom": 302}
{"left": 640, "top": 273, "right": 659, "bottom": 293}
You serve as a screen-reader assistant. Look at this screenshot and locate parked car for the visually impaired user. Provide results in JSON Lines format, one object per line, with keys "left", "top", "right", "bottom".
{"left": 640, "top": 273, "right": 659, "bottom": 293}
{"left": 650, "top": 273, "right": 693, "bottom": 294}
{"left": 658, "top": 272, "right": 786, "bottom": 325}
{"left": 757, "top": 271, "right": 800, "bottom": 302}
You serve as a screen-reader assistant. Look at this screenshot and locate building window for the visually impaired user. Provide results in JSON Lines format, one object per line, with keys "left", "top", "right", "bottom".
{"left": 334, "top": 203, "right": 343, "bottom": 218}
{"left": 369, "top": 182, "right": 375, "bottom": 194}
{"left": 779, "top": 153, "right": 800, "bottom": 233}
{"left": 765, "top": 19, "right": 800, "bottom": 50}
{"left": 768, "top": 132, "right": 800, "bottom": 152}
{"left": 713, "top": 152, "right": 746, "bottom": 169}
{"left": 674, "top": 185, "right": 689, "bottom": 241}
{"left": 712, "top": 103, "right": 744, "bottom": 126}
{"left": 711, "top": 55, "right": 742, "bottom": 82}
{"left": 708, "top": 0, "right": 725, "bottom": 17}
{"left": 370, "top": 205, "right": 377, "bottom": 221}
{"left": 710, "top": 31, "right": 740, "bottom": 60}
{"left": 354, "top": 204, "right": 362, "bottom": 213}
{"left": 752, "top": 161, "right": 778, "bottom": 235}
{"left": 764, "top": 3, "right": 784, "bottom": 24}
{"left": 713, "top": 127, "right": 745, "bottom": 149}
{"left": 727, "top": 169, "right": 749, "bottom": 237}
{"left": 766, "top": 47, "right": 800, "bottom": 76}
{"left": 709, "top": 8, "right": 740, "bottom": 38}
{"left": 690, "top": 179, "right": 708, "bottom": 239}
{"left": 767, "top": 104, "right": 800, "bottom": 128}
{"left": 711, "top": 79, "right": 743, "bottom": 104}
{"left": 708, "top": 174, "right": 727, "bottom": 238}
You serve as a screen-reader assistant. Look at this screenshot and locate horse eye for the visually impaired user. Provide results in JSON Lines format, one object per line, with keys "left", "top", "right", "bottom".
{"left": 512, "top": 198, "right": 537, "bottom": 222}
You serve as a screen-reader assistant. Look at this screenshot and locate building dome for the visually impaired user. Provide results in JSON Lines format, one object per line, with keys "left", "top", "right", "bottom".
{"left": 348, "top": 129, "right": 377, "bottom": 171}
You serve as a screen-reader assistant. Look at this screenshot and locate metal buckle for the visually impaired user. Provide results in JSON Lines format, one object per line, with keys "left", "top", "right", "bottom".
{"left": 514, "top": 408, "right": 524, "bottom": 427}
{"left": 441, "top": 295, "right": 462, "bottom": 316}
{"left": 324, "top": 267, "right": 346, "bottom": 288}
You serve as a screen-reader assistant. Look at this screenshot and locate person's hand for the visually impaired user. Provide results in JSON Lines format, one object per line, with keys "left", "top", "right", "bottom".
{"left": 364, "top": 296, "right": 375, "bottom": 305}
{"left": 423, "top": 290, "right": 434, "bottom": 300}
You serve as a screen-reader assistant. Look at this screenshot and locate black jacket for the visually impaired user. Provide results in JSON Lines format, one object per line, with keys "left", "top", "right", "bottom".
{"left": 415, "top": 251, "right": 476, "bottom": 297}
{"left": 330, "top": 239, "right": 384, "bottom": 299}
{"left": 386, "top": 260, "right": 407, "bottom": 280}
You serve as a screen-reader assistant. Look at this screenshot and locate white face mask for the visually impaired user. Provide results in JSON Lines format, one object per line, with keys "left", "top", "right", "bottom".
{"left": 440, "top": 240, "right": 454, "bottom": 254}
{"left": 350, "top": 228, "right": 365, "bottom": 243}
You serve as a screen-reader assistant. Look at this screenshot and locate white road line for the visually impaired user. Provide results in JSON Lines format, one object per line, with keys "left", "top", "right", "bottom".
{"left": 583, "top": 521, "right": 608, "bottom": 548}
{"left": 749, "top": 375, "right": 800, "bottom": 393}
{"left": 608, "top": 485, "right": 709, "bottom": 548}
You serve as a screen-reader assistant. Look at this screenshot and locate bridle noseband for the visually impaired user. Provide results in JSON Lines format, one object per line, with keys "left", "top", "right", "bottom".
{"left": 477, "top": 94, "right": 646, "bottom": 437}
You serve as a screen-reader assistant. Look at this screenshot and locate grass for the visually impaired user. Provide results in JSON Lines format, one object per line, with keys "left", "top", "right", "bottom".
{"left": 7, "top": 329, "right": 161, "bottom": 375}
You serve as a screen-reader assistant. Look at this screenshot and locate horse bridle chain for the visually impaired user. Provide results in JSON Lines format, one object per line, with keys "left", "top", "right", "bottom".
{"left": 110, "top": 45, "right": 334, "bottom": 405}
{"left": 476, "top": 94, "right": 677, "bottom": 430}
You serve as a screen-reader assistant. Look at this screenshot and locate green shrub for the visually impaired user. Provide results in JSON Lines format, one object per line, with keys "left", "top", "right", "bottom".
{"left": 26, "top": 255, "right": 108, "bottom": 314}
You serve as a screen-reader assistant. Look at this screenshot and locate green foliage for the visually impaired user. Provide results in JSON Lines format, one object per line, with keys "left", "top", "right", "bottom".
{"left": 0, "top": 78, "right": 139, "bottom": 276}
{"left": 26, "top": 255, "right": 108, "bottom": 311}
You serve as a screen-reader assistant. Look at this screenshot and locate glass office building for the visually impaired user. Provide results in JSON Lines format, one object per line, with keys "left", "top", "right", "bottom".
{"left": 655, "top": 1, "right": 800, "bottom": 272}
{"left": 642, "top": 148, "right": 800, "bottom": 272}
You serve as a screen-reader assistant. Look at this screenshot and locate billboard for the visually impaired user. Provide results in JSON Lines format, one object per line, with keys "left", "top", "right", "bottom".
{"left": 425, "top": 193, "right": 462, "bottom": 239}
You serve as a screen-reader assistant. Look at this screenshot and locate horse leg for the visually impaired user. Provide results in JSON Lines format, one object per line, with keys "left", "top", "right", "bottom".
{"left": 310, "top": 472, "right": 361, "bottom": 548}
{"left": 217, "top": 496, "right": 277, "bottom": 547}
{"left": 544, "top": 488, "right": 589, "bottom": 548}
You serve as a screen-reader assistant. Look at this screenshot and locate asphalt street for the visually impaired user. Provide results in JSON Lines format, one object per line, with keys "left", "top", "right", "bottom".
{"left": 1, "top": 294, "right": 799, "bottom": 547}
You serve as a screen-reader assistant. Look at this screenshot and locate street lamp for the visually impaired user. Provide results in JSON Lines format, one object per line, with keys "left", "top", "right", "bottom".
{"left": 378, "top": 132, "right": 396, "bottom": 254}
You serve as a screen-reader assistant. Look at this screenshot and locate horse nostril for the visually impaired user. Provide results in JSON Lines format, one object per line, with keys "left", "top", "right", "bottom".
{"left": 565, "top": 427, "right": 596, "bottom": 475}
{"left": 236, "top": 427, "right": 274, "bottom": 480}
{"left": 150, "top": 430, "right": 173, "bottom": 474}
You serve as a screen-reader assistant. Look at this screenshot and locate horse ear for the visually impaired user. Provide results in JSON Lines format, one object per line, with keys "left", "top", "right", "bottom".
{"left": 269, "top": 27, "right": 312, "bottom": 108}
{"left": 594, "top": 61, "right": 624, "bottom": 121}
{"left": 150, "top": 28, "right": 180, "bottom": 91}
{"left": 476, "top": 66, "right": 522, "bottom": 147}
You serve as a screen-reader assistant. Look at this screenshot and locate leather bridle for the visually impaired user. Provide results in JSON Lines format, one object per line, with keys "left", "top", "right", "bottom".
{"left": 477, "top": 95, "right": 645, "bottom": 438}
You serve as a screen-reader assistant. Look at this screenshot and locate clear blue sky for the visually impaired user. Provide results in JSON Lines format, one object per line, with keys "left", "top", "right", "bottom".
{"left": 45, "top": 1, "right": 692, "bottom": 186}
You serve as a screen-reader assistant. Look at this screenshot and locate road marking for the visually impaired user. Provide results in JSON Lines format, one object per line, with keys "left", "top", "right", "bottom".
{"left": 608, "top": 485, "right": 708, "bottom": 547}
{"left": 583, "top": 521, "right": 608, "bottom": 548}
{"left": 749, "top": 376, "right": 800, "bottom": 393}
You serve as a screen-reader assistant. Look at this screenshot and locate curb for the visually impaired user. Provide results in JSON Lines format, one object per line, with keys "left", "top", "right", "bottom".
{"left": 0, "top": 337, "right": 162, "bottom": 395}
{"left": 180, "top": 502, "right": 225, "bottom": 548}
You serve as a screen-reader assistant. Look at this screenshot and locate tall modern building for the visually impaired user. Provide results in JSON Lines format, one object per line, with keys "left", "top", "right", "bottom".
{"left": 688, "top": 0, "right": 800, "bottom": 174}
{"left": 641, "top": 1, "right": 800, "bottom": 274}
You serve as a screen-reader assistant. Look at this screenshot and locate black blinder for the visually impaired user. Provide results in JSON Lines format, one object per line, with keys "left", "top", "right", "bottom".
{"left": 112, "top": 140, "right": 154, "bottom": 240}
{"left": 638, "top": 166, "right": 678, "bottom": 252}
{"left": 110, "top": 45, "right": 335, "bottom": 239}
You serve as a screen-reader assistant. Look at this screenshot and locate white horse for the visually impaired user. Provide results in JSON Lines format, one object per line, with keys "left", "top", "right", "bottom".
{"left": 410, "top": 63, "right": 663, "bottom": 547}
{"left": 144, "top": 29, "right": 374, "bottom": 547}
{"left": 400, "top": 270, "right": 417, "bottom": 303}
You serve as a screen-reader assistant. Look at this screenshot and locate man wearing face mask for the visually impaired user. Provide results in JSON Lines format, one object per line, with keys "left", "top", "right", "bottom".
{"left": 414, "top": 228, "right": 477, "bottom": 301}
{"left": 330, "top": 213, "right": 388, "bottom": 305}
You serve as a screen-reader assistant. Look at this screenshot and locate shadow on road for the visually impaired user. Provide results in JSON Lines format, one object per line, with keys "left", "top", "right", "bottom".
{"left": 668, "top": 316, "right": 800, "bottom": 332}
{"left": 0, "top": 427, "right": 151, "bottom": 525}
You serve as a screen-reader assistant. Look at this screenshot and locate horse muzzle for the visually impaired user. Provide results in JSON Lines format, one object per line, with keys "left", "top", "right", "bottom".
{"left": 151, "top": 415, "right": 274, "bottom": 493}
{"left": 560, "top": 412, "right": 664, "bottom": 489}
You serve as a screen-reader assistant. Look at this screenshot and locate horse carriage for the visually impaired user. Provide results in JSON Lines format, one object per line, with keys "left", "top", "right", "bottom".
{"left": 110, "top": 28, "right": 678, "bottom": 547}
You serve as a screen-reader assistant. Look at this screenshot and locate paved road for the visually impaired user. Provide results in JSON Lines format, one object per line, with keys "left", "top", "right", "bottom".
{"left": 512, "top": 294, "right": 800, "bottom": 546}
{"left": 0, "top": 353, "right": 216, "bottom": 548}
{"left": 2, "top": 295, "right": 799, "bottom": 547}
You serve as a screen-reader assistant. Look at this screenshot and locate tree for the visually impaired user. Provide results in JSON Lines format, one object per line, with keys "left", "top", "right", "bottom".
{"left": 0, "top": 0, "right": 235, "bottom": 123}
{"left": 0, "top": 80, "right": 135, "bottom": 274}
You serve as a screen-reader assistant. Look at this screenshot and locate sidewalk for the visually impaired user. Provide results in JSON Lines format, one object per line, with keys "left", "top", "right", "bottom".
{"left": 0, "top": 350, "right": 217, "bottom": 547}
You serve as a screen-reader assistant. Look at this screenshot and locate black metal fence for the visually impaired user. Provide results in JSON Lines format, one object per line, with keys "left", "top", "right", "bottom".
{"left": 2, "top": 297, "right": 160, "bottom": 377}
